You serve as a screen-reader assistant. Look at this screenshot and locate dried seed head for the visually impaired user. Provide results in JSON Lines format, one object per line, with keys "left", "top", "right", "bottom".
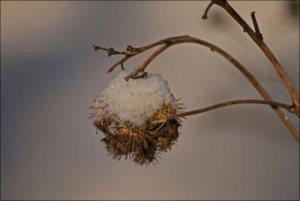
{"left": 90, "top": 71, "right": 183, "bottom": 165}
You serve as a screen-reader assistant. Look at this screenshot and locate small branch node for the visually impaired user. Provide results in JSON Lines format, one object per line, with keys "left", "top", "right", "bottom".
{"left": 107, "top": 47, "right": 116, "bottom": 57}
{"left": 106, "top": 56, "right": 130, "bottom": 73}
{"left": 92, "top": 44, "right": 130, "bottom": 57}
{"left": 127, "top": 45, "right": 134, "bottom": 51}
{"left": 290, "top": 104, "right": 300, "bottom": 117}
{"left": 251, "top": 11, "right": 263, "bottom": 40}
{"left": 124, "top": 69, "right": 148, "bottom": 81}
{"left": 126, "top": 45, "right": 139, "bottom": 53}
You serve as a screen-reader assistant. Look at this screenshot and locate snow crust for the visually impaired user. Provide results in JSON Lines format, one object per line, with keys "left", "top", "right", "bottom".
{"left": 92, "top": 70, "right": 177, "bottom": 125}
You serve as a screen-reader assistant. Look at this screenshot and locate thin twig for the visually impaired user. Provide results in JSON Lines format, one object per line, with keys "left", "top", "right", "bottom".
{"left": 102, "top": 36, "right": 190, "bottom": 73}
{"left": 92, "top": 45, "right": 128, "bottom": 56}
{"left": 169, "top": 99, "right": 292, "bottom": 119}
{"left": 251, "top": 12, "right": 263, "bottom": 40}
{"left": 125, "top": 44, "right": 170, "bottom": 80}
{"left": 201, "top": 0, "right": 227, "bottom": 20}
{"left": 138, "top": 44, "right": 170, "bottom": 72}
{"left": 106, "top": 56, "right": 131, "bottom": 73}
{"left": 169, "top": 99, "right": 300, "bottom": 143}
{"left": 202, "top": 1, "right": 214, "bottom": 20}
{"left": 204, "top": 0, "right": 299, "bottom": 108}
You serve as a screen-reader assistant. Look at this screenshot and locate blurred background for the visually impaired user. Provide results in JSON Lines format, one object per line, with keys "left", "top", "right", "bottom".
{"left": 1, "top": 1, "right": 299, "bottom": 200}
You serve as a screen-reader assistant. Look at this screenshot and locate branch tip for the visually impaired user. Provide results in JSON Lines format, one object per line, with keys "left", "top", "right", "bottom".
{"left": 93, "top": 44, "right": 105, "bottom": 52}
{"left": 202, "top": 1, "right": 214, "bottom": 20}
{"left": 251, "top": 11, "right": 263, "bottom": 40}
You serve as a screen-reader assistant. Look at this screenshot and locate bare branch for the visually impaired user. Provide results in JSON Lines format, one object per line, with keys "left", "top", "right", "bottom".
{"left": 92, "top": 45, "right": 128, "bottom": 56}
{"left": 202, "top": 1, "right": 214, "bottom": 20}
{"left": 169, "top": 99, "right": 292, "bottom": 119}
{"left": 105, "top": 56, "right": 128, "bottom": 73}
{"left": 125, "top": 44, "right": 170, "bottom": 80}
{"left": 94, "top": 34, "right": 299, "bottom": 140}
{"left": 169, "top": 99, "right": 300, "bottom": 143}
{"left": 202, "top": 0, "right": 227, "bottom": 20}
{"left": 92, "top": 44, "right": 141, "bottom": 73}
{"left": 204, "top": 0, "right": 299, "bottom": 108}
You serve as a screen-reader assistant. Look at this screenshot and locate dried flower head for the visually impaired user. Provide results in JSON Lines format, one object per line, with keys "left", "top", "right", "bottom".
{"left": 90, "top": 71, "right": 183, "bottom": 165}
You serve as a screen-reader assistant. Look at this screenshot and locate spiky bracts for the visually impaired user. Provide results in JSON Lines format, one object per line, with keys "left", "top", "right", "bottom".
{"left": 91, "top": 103, "right": 181, "bottom": 165}
{"left": 90, "top": 72, "right": 182, "bottom": 165}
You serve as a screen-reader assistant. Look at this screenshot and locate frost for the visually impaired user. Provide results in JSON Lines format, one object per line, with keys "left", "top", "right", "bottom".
{"left": 92, "top": 70, "right": 177, "bottom": 126}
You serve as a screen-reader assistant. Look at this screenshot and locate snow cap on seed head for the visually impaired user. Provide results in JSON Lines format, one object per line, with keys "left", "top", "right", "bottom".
{"left": 90, "top": 70, "right": 182, "bottom": 165}
{"left": 92, "top": 70, "right": 177, "bottom": 126}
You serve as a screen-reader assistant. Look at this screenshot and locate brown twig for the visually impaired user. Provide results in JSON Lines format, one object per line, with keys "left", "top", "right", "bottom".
{"left": 168, "top": 99, "right": 300, "bottom": 143}
{"left": 95, "top": 36, "right": 189, "bottom": 73}
{"left": 107, "top": 56, "right": 131, "bottom": 73}
{"left": 202, "top": 0, "right": 300, "bottom": 108}
{"left": 124, "top": 44, "right": 170, "bottom": 80}
{"left": 202, "top": 1, "right": 214, "bottom": 20}
{"left": 169, "top": 99, "right": 291, "bottom": 117}
{"left": 93, "top": 45, "right": 127, "bottom": 56}
{"left": 94, "top": 35, "right": 299, "bottom": 141}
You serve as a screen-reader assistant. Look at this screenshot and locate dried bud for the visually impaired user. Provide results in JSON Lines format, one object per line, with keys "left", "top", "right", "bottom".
{"left": 90, "top": 71, "right": 183, "bottom": 165}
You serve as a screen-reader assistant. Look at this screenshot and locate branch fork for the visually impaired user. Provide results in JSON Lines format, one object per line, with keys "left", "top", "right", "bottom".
{"left": 93, "top": 1, "right": 300, "bottom": 142}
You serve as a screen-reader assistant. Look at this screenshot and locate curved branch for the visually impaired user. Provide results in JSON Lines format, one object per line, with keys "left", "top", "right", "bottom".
{"left": 124, "top": 44, "right": 170, "bottom": 80}
{"left": 169, "top": 99, "right": 292, "bottom": 119}
{"left": 169, "top": 99, "right": 300, "bottom": 142}
{"left": 203, "top": 0, "right": 300, "bottom": 108}
{"left": 94, "top": 35, "right": 299, "bottom": 141}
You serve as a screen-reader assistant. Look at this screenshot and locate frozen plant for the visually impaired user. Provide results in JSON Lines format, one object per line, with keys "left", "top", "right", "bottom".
{"left": 90, "top": 71, "right": 183, "bottom": 165}
{"left": 91, "top": 0, "right": 300, "bottom": 165}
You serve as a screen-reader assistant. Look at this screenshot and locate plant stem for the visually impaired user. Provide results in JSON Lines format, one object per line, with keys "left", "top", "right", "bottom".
{"left": 170, "top": 99, "right": 300, "bottom": 142}
{"left": 94, "top": 35, "right": 299, "bottom": 141}
{"left": 169, "top": 99, "right": 292, "bottom": 119}
{"left": 124, "top": 44, "right": 170, "bottom": 80}
{"left": 204, "top": 0, "right": 300, "bottom": 108}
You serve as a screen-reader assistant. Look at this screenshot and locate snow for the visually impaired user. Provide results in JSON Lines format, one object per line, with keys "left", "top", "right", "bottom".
{"left": 92, "top": 70, "right": 177, "bottom": 126}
